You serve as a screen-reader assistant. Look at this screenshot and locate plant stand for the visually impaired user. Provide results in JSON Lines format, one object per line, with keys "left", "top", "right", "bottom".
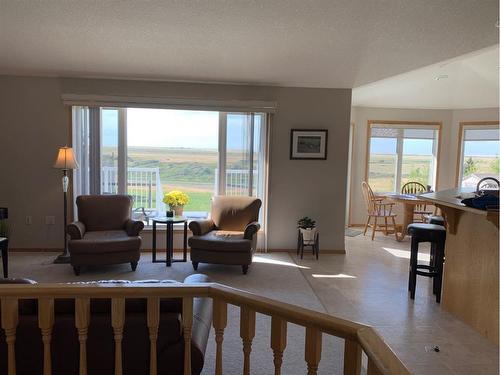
{"left": 297, "top": 229, "right": 319, "bottom": 260}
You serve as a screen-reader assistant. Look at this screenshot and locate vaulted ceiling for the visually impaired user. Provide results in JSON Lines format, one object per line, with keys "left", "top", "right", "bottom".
{"left": 0, "top": 0, "right": 498, "bottom": 88}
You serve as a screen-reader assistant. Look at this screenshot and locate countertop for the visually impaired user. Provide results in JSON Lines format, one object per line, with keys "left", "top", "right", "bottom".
{"left": 420, "top": 188, "right": 487, "bottom": 216}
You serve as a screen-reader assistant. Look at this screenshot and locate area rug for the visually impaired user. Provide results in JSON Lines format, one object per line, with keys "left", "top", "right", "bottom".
{"left": 345, "top": 228, "right": 363, "bottom": 237}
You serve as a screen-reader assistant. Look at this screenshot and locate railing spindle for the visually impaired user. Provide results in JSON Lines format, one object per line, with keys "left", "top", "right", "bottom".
{"left": 111, "top": 298, "right": 125, "bottom": 375}
{"left": 147, "top": 297, "right": 160, "bottom": 375}
{"left": 1, "top": 298, "right": 19, "bottom": 375}
{"left": 344, "top": 338, "right": 362, "bottom": 375}
{"left": 367, "top": 358, "right": 383, "bottom": 375}
{"left": 213, "top": 298, "right": 227, "bottom": 375}
{"left": 75, "top": 298, "right": 90, "bottom": 375}
{"left": 270, "top": 316, "right": 287, "bottom": 375}
{"left": 38, "top": 298, "right": 55, "bottom": 375}
{"left": 305, "top": 327, "right": 322, "bottom": 375}
{"left": 182, "top": 297, "right": 193, "bottom": 375}
{"left": 240, "top": 307, "right": 256, "bottom": 375}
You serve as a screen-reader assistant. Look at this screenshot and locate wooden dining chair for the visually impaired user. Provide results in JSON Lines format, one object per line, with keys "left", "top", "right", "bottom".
{"left": 401, "top": 181, "right": 434, "bottom": 222}
{"left": 361, "top": 181, "right": 398, "bottom": 240}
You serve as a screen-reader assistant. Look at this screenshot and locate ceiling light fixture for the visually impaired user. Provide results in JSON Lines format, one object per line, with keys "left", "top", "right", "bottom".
{"left": 434, "top": 74, "right": 449, "bottom": 81}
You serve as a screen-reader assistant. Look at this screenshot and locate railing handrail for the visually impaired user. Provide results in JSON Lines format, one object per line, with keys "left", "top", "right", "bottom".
{"left": 0, "top": 282, "right": 411, "bottom": 375}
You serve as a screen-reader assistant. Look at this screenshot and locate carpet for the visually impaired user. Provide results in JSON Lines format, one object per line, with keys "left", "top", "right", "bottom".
{"left": 7, "top": 252, "right": 345, "bottom": 374}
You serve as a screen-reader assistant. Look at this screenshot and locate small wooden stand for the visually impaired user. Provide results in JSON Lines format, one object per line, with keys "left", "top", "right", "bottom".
{"left": 297, "top": 230, "right": 319, "bottom": 260}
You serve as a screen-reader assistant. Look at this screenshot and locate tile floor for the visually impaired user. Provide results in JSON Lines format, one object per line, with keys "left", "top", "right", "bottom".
{"left": 295, "top": 233, "right": 499, "bottom": 375}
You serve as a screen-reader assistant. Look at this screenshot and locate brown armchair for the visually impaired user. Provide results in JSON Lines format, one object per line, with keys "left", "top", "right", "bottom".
{"left": 188, "top": 196, "right": 262, "bottom": 274}
{"left": 68, "top": 195, "right": 144, "bottom": 275}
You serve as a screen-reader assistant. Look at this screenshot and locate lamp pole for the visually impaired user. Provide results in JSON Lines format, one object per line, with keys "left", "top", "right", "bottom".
{"left": 54, "top": 169, "right": 70, "bottom": 263}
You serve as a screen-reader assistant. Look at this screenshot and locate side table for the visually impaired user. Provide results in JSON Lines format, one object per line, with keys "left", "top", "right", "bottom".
{"left": 152, "top": 217, "right": 188, "bottom": 267}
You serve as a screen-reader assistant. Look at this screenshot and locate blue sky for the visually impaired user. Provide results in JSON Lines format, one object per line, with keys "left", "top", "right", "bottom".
{"left": 371, "top": 138, "right": 499, "bottom": 156}
{"left": 102, "top": 108, "right": 255, "bottom": 150}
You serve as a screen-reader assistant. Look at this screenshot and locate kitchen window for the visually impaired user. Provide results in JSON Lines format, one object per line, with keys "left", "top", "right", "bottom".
{"left": 366, "top": 121, "right": 441, "bottom": 193}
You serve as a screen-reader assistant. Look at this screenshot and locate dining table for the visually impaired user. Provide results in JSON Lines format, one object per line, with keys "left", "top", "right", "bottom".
{"left": 385, "top": 193, "right": 429, "bottom": 241}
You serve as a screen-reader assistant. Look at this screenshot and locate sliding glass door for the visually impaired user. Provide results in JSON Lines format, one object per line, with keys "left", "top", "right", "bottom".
{"left": 72, "top": 106, "right": 268, "bottom": 224}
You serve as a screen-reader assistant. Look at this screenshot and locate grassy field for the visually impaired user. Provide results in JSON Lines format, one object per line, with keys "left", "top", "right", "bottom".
{"left": 369, "top": 154, "right": 499, "bottom": 192}
{"left": 103, "top": 146, "right": 249, "bottom": 212}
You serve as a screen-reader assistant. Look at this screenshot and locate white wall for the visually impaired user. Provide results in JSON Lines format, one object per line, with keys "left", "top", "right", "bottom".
{"left": 0, "top": 75, "right": 352, "bottom": 251}
{"left": 349, "top": 106, "right": 499, "bottom": 225}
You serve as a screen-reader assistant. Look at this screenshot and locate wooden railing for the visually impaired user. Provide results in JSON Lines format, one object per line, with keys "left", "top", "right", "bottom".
{"left": 0, "top": 283, "right": 411, "bottom": 375}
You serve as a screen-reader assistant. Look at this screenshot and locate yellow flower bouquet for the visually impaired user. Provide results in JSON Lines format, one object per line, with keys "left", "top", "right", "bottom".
{"left": 163, "top": 190, "right": 189, "bottom": 216}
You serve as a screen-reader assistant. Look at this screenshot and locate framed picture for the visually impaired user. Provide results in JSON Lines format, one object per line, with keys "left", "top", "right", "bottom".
{"left": 290, "top": 129, "right": 328, "bottom": 160}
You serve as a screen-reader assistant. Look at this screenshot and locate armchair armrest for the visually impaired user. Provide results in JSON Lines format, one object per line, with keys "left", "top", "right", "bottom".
{"left": 125, "top": 219, "right": 145, "bottom": 237}
{"left": 189, "top": 219, "right": 215, "bottom": 236}
{"left": 244, "top": 221, "right": 261, "bottom": 240}
{"left": 67, "top": 221, "right": 86, "bottom": 240}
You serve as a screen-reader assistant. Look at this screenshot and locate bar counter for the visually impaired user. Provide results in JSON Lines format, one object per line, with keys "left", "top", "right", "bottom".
{"left": 421, "top": 188, "right": 499, "bottom": 345}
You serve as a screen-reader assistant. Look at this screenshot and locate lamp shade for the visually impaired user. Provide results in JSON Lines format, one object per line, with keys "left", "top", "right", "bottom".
{"left": 0, "top": 207, "right": 7, "bottom": 220}
{"left": 53, "top": 147, "right": 79, "bottom": 170}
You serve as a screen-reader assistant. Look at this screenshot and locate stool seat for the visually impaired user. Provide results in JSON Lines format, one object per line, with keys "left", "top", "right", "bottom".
{"left": 407, "top": 223, "right": 445, "bottom": 234}
{"left": 427, "top": 215, "right": 445, "bottom": 226}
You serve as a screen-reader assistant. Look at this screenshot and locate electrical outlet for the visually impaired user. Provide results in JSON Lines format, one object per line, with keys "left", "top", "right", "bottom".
{"left": 25, "top": 216, "right": 32, "bottom": 225}
{"left": 45, "top": 216, "right": 56, "bottom": 225}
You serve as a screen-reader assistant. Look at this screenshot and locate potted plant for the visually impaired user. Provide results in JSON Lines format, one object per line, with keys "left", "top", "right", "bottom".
{"left": 163, "top": 190, "right": 190, "bottom": 217}
{"left": 297, "top": 216, "right": 317, "bottom": 244}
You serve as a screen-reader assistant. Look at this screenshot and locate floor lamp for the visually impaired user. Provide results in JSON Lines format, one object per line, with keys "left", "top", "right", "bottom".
{"left": 53, "top": 146, "right": 78, "bottom": 264}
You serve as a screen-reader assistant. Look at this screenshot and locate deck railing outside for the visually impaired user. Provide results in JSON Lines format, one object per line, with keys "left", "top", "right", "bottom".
{"left": 0, "top": 282, "right": 410, "bottom": 375}
{"left": 101, "top": 166, "right": 165, "bottom": 212}
{"left": 214, "top": 169, "right": 258, "bottom": 196}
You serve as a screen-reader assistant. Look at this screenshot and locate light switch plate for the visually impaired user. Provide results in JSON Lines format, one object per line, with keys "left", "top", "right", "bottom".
{"left": 45, "top": 216, "right": 56, "bottom": 225}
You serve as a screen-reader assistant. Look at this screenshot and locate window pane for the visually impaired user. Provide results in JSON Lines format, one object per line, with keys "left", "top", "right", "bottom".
{"left": 461, "top": 140, "right": 500, "bottom": 187}
{"left": 368, "top": 137, "right": 397, "bottom": 192}
{"left": 226, "top": 113, "right": 251, "bottom": 196}
{"left": 401, "top": 139, "right": 434, "bottom": 189}
{"left": 101, "top": 108, "right": 119, "bottom": 194}
{"left": 126, "top": 108, "right": 218, "bottom": 217}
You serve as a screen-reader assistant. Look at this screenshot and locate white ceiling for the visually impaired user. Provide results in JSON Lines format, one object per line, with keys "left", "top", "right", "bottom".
{"left": 0, "top": 1, "right": 498, "bottom": 88}
{"left": 352, "top": 45, "right": 500, "bottom": 109}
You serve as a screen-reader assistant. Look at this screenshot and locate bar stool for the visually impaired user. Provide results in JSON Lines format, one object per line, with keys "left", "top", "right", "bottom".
{"left": 407, "top": 223, "right": 446, "bottom": 303}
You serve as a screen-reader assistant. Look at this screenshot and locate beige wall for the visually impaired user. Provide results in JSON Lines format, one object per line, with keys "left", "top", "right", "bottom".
{"left": 349, "top": 106, "right": 499, "bottom": 225}
{"left": 0, "top": 75, "right": 352, "bottom": 251}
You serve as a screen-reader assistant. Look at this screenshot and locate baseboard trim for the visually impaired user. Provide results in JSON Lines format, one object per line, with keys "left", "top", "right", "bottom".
{"left": 9, "top": 248, "right": 346, "bottom": 254}
{"left": 9, "top": 248, "right": 62, "bottom": 252}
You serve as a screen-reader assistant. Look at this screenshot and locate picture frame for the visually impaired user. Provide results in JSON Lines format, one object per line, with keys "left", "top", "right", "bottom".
{"left": 290, "top": 129, "right": 328, "bottom": 160}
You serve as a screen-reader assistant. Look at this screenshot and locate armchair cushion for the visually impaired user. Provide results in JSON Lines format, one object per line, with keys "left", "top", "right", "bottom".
{"left": 188, "top": 231, "right": 252, "bottom": 252}
{"left": 70, "top": 230, "right": 141, "bottom": 254}
{"left": 189, "top": 219, "right": 215, "bottom": 236}
{"left": 67, "top": 221, "right": 86, "bottom": 240}
{"left": 243, "top": 221, "right": 260, "bottom": 240}
{"left": 125, "top": 219, "right": 144, "bottom": 236}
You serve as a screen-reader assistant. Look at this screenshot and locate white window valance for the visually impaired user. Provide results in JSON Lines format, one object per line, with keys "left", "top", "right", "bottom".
{"left": 61, "top": 94, "right": 277, "bottom": 113}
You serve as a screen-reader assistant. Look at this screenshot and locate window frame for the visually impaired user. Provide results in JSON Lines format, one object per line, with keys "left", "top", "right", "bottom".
{"left": 455, "top": 121, "right": 500, "bottom": 187}
{"left": 364, "top": 120, "right": 442, "bottom": 193}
